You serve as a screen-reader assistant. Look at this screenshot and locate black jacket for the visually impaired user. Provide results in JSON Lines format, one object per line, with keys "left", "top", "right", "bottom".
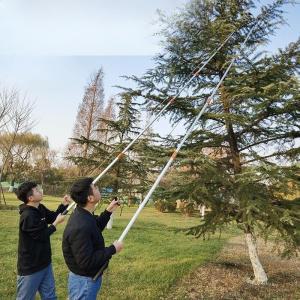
{"left": 17, "top": 203, "right": 68, "bottom": 276}
{"left": 62, "top": 206, "right": 116, "bottom": 278}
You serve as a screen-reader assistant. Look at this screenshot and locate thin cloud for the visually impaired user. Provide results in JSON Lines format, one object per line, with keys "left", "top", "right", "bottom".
{"left": 0, "top": 0, "right": 187, "bottom": 55}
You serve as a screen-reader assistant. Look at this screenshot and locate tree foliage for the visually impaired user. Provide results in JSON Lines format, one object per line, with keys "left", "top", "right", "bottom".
{"left": 125, "top": 0, "right": 300, "bottom": 283}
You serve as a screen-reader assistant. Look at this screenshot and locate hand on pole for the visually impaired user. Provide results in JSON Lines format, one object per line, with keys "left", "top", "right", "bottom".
{"left": 113, "top": 240, "right": 124, "bottom": 253}
{"left": 62, "top": 194, "right": 72, "bottom": 206}
{"left": 53, "top": 213, "right": 66, "bottom": 227}
{"left": 106, "top": 197, "right": 120, "bottom": 213}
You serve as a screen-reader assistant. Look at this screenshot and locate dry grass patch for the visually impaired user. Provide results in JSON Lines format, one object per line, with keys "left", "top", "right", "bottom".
{"left": 167, "top": 236, "right": 300, "bottom": 300}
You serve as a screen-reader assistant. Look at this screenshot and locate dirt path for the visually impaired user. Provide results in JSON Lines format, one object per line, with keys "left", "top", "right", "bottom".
{"left": 167, "top": 236, "right": 300, "bottom": 300}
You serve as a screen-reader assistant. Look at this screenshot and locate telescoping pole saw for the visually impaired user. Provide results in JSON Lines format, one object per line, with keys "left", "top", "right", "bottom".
{"left": 93, "top": 13, "right": 263, "bottom": 280}
{"left": 62, "top": 31, "right": 236, "bottom": 216}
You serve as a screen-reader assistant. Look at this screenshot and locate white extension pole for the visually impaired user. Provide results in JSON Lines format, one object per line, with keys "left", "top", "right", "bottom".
{"left": 62, "top": 31, "right": 235, "bottom": 215}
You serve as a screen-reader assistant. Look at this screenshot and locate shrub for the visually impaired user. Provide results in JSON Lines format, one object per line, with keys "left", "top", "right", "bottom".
{"left": 154, "top": 199, "right": 176, "bottom": 213}
{"left": 180, "top": 201, "right": 195, "bottom": 216}
{"left": 0, "top": 204, "right": 18, "bottom": 210}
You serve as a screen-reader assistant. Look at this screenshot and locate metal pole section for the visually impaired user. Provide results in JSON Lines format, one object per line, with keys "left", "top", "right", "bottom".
{"left": 117, "top": 20, "right": 260, "bottom": 243}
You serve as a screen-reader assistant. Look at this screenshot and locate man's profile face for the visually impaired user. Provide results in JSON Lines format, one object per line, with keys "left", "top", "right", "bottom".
{"left": 28, "top": 186, "right": 43, "bottom": 203}
{"left": 91, "top": 184, "right": 101, "bottom": 203}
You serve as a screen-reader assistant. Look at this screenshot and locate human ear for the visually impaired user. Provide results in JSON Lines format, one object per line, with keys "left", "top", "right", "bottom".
{"left": 87, "top": 194, "right": 95, "bottom": 203}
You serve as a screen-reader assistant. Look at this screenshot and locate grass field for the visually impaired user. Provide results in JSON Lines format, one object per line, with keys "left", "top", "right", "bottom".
{"left": 0, "top": 193, "right": 237, "bottom": 299}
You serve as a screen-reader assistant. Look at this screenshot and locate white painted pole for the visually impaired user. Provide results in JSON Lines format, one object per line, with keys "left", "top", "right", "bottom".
{"left": 63, "top": 32, "right": 235, "bottom": 216}
{"left": 106, "top": 212, "right": 114, "bottom": 229}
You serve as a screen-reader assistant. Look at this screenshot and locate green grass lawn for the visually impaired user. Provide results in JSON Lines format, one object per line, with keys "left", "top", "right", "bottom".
{"left": 0, "top": 193, "right": 237, "bottom": 299}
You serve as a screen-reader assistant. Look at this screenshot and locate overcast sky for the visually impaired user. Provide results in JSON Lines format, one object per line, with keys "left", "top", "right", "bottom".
{"left": 0, "top": 0, "right": 299, "bottom": 152}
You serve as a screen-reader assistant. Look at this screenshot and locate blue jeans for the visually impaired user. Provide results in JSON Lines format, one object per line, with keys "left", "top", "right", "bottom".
{"left": 68, "top": 272, "right": 102, "bottom": 300}
{"left": 16, "top": 264, "right": 57, "bottom": 300}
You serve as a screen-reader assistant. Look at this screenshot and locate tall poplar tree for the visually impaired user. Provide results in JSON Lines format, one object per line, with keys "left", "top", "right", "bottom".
{"left": 67, "top": 68, "right": 105, "bottom": 174}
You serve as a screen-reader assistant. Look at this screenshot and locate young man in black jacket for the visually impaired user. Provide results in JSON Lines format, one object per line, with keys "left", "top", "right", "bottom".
{"left": 62, "top": 177, "right": 123, "bottom": 300}
{"left": 16, "top": 181, "right": 70, "bottom": 300}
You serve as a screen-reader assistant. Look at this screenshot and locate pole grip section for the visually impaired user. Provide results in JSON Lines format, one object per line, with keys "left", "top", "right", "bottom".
{"left": 93, "top": 261, "right": 109, "bottom": 281}
{"left": 61, "top": 201, "right": 76, "bottom": 215}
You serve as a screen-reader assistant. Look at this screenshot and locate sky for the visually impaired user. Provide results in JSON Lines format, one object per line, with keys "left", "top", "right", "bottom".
{"left": 0, "top": 0, "right": 299, "bottom": 153}
{"left": 0, "top": 0, "right": 187, "bottom": 55}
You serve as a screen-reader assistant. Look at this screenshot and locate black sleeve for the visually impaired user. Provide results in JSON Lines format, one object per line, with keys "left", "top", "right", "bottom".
{"left": 69, "top": 227, "right": 116, "bottom": 271}
{"left": 44, "top": 204, "right": 68, "bottom": 224}
{"left": 21, "top": 213, "right": 56, "bottom": 242}
{"left": 94, "top": 210, "right": 112, "bottom": 232}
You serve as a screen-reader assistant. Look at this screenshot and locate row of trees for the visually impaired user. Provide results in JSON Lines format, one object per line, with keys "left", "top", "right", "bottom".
{"left": 0, "top": 70, "right": 157, "bottom": 203}
{"left": 0, "top": 88, "right": 69, "bottom": 203}
{"left": 0, "top": 88, "right": 35, "bottom": 203}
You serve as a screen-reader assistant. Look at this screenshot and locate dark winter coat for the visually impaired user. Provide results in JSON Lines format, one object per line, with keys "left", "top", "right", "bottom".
{"left": 17, "top": 203, "right": 67, "bottom": 275}
{"left": 62, "top": 206, "right": 116, "bottom": 278}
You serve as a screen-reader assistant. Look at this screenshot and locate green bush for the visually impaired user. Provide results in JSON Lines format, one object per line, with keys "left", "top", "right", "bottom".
{"left": 43, "top": 182, "right": 72, "bottom": 197}
{"left": 0, "top": 204, "right": 18, "bottom": 210}
{"left": 180, "top": 202, "right": 195, "bottom": 216}
{"left": 154, "top": 199, "right": 176, "bottom": 213}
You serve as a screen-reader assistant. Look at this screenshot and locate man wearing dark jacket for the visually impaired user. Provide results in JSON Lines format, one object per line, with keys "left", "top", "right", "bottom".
{"left": 16, "top": 181, "right": 70, "bottom": 300}
{"left": 62, "top": 177, "right": 123, "bottom": 300}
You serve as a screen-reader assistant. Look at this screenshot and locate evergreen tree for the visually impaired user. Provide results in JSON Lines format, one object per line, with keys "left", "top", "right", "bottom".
{"left": 100, "top": 93, "right": 142, "bottom": 194}
{"left": 125, "top": 0, "right": 300, "bottom": 284}
{"left": 100, "top": 96, "right": 117, "bottom": 147}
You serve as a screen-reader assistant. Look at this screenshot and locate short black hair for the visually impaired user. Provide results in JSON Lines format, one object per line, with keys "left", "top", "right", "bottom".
{"left": 70, "top": 177, "right": 94, "bottom": 207}
{"left": 16, "top": 181, "right": 38, "bottom": 203}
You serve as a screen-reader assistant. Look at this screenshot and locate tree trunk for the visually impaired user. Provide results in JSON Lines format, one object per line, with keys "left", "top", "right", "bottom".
{"left": 106, "top": 212, "right": 114, "bottom": 229}
{"left": 198, "top": 204, "right": 205, "bottom": 218}
{"left": 201, "top": 205, "right": 205, "bottom": 218}
{"left": 0, "top": 173, "right": 7, "bottom": 205}
{"left": 40, "top": 173, "right": 44, "bottom": 186}
{"left": 221, "top": 89, "right": 268, "bottom": 285}
{"left": 245, "top": 231, "right": 268, "bottom": 284}
{"left": 8, "top": 178, "right": 16, "bottom": 192}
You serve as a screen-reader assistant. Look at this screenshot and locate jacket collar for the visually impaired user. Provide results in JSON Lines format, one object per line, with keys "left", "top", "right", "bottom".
{"left": 76, "top": 205, "right": 94, "bottom": 217}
